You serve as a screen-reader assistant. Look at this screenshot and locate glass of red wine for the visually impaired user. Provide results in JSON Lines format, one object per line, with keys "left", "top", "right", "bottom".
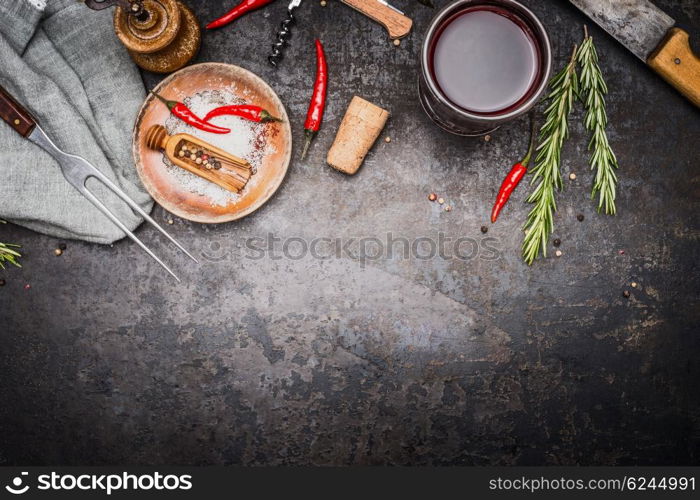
{"left": 419, "top": 0, "right": 552, "bottom": 136}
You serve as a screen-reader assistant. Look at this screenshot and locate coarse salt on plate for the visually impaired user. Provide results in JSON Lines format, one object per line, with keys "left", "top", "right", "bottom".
{"left": 132, "top": 63, "right": 292, "bottom": 223}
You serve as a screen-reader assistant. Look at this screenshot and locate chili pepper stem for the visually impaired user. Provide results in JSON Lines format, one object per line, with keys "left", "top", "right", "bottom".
{"left": 301, "top": 130, "right": 316, "bottom": 160}
{"left": 149, "top": 90, "right": 176, "bottom": 111}
{"left": 261, "top": 110, "right": 283, "bottom": 122}
{"left": 520, "top": 113, "right": 538, "bottom": 167}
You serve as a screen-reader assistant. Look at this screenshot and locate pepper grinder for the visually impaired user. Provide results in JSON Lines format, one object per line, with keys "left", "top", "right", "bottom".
{"left": 85, "top": 0, "right": 201, "bottom": 74}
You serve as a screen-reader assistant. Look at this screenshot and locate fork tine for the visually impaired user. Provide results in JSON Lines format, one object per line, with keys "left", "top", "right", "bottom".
{"left": 80, "top": 187, "right": 181, "bottom": 282}
{"left": 87, "top": 168, "right": 198, "bottom": 263}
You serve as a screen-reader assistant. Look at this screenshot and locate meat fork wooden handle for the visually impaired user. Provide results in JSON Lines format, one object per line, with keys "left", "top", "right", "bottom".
{"left": 0, "top": 85, "right": 36, "bottom": 137}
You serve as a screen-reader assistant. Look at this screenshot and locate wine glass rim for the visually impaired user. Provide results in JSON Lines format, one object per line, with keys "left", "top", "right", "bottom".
{"left": 420, "top": 0, "right": 552, "bottom": 123}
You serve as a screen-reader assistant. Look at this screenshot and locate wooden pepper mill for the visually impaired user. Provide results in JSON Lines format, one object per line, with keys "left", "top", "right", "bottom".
{"left": 85, "top": 0, "right": 201, "bottom": 73}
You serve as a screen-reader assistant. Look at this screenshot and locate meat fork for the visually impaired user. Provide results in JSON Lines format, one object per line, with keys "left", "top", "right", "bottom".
{"left": 0, "top": 85, "right": 197, "bottom": 281}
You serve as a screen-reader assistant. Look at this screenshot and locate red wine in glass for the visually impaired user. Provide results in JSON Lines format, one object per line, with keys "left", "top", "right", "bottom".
{"left": 429, "top": 5, "right": 542, "bottom": 115}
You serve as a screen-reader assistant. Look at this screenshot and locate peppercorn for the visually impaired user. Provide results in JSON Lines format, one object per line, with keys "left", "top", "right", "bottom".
{"left": 201, "top": 154, "right": 209, "bottom": 161}
{"left": 196, "top": 150, "right": 203, "bottom": 157}
{"left": 577, "top": 214, "right": 584, "bottom": 221}
{"left": 214, "top": 162, "right": 222, "bottom": 170}
{"left": 0, "top": 279, "right": 5, "bottom": 286}
{"left": 445, "top": 205, "right": 452, "bottom": 212}
{"left": 438, "top": 197, "right": 444, "bottom": 204}
{"left": 167, "top": 219, "right": 174, "bottom": 225}
{"left": 553, "top": 238, "right": 561, "bottom": 247}
{"left": 622, "top": 290, "right": 630, "bottom": 298}
{"left": 631, "top": 282, "right": 637, "bottom": 288}
{"left": 58, "top": 242, "right": 67, "bottom": 251}
{"left": 54, "top": 248, "right": 62, "bottom": 256}
{"left": 569, "top": 173, "right": 576, "bottom": 180}
{"left": 555, "top": 250, "right": 563, "bottom": 257}
{"left": 393, "top": 39, "right": 400, "bottom": 47}
{"left": 480, "top": 226, "right": 488, "bottom": 234}
{"left": 190, "top": 154, "right": 197, "bottom": 161}
{"left": 385, "top": 137, "right": 391, "bottom": 143}
{"left": 484, "top": 135, "right": 491, "bottom": 142}
{"left": 428, "top": 193, "right": 437, "bottom": 201}
{"left": 195, "top": 158, "right": 203, "bottom": 165}
{"left": 178, "top": 150, "right": 185, "bottom": 157}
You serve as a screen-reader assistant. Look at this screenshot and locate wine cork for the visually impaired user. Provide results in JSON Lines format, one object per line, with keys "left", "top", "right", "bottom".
{"left": 327, "top": 96, "right": 389, "bottom": 175}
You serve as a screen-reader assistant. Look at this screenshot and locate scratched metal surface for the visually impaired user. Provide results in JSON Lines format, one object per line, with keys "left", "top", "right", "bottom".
{"left": 0, "top": 0, "right": 699, "bottom": 465}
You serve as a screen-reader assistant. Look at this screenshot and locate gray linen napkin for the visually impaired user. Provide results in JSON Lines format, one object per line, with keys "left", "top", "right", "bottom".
{"left": 0, "top": 0, "right": 152, "bottom": 244}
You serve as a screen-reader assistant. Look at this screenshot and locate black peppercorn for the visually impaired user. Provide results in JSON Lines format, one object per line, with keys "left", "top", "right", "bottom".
{"left": 0, "top": 279, "right": 5, "bottom": 286}
{"left": 196, "top": 150, "right": 203, "bottom": 157}
{"left": 58, "top": 242, "right": 67, "bottom": 251}
{"left": 577, "top": 214, "right": 584, "bottom": 222}
{"left": 553, "top": 238, "right": 561, "bottom": 247}
{"left": 214, "top": 161, "right": 222, "bottom": 170}
{"left": 480, "top": 226, "right": 488, "bottom": 234}
{"left": 622, "top": 290, "right": 630, "bottom": 298}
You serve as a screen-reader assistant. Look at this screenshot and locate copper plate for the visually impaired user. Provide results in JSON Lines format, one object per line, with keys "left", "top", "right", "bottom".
{"left": 132, "top": 63, "right": 292, "bottom": 223}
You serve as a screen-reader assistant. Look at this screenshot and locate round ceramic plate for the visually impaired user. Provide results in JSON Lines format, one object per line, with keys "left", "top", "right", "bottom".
{"left": 132, "top": 63, "right": 292, "bottom": 223}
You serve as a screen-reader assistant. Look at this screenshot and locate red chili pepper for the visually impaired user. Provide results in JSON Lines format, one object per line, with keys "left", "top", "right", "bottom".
{"left": 490, "top": 115, "right": 537, "bottom": 223}
{"left": 206, "top": 0, "right": 274, "bottom": 29}
{"left": 150, "top": 91, "right": 230, "bottom": 134}
{"left": 203, "top": 104, "right": 282, "bottom": 123}
{"left": 301, "top": 39, "right": 327, "bottom": 160}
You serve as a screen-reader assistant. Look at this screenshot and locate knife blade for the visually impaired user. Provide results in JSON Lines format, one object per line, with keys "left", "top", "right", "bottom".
{"left": 569, "top": 0, "right": 700, "bottom": 107}
{"left": 569, "top": 0, "right": 673, "bottom": 61}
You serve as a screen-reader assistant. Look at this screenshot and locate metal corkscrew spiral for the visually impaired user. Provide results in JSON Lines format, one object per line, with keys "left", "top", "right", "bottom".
{"left": 268, "top": 0, "right": 302, "bottom": 67}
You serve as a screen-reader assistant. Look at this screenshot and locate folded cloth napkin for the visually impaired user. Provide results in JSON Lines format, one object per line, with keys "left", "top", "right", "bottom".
{"left": 0, "top": 0, "right": 152, "bottom": 244}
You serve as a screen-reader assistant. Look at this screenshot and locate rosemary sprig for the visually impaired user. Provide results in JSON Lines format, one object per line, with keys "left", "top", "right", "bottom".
{"left": 522, "top": 45, "right": 579, "bottom": 265}
{"left": 0, "top": 220, "right": 21, "bottom": 270}
{"left": 578, "top": 26, "right": 618, "bottom": 215}
{"left": 0, "top": 242, "right": 21, "bottom": 270}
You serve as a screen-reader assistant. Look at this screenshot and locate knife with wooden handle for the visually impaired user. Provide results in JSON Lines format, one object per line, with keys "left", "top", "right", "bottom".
{"left": 569, "top": 0, "right": 699, "bottom": 107}
{"left": 340, "top": 0, "right": 412, "bottom": 40}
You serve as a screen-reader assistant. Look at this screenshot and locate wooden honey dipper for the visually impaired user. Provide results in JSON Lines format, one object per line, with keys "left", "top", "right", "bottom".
{"left": 145, "top": 125, "right": 253, "bottom": 193}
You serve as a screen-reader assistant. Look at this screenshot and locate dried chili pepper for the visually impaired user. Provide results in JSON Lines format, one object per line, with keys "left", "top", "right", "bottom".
{"left": 150, "top": 91, "right": 230, "bottom": 134}
{"left": 203, "top": 104, "right": 282, "bottom": 123}
{"left": 490, "top": 115, "right": 537, "bottom": 223}
{"left": 206, "top": 0, "right": 274, "bottom": 29}
{"left": 301, "top": 39, "right": 327, "bottom": 160}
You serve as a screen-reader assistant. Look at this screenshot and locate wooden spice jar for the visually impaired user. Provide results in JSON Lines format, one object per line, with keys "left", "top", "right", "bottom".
{"left": 113, "top": 0, "right": 201, "bottom": 73}
{"left": 145, "top": 125, "right": 253, "bottom": 193}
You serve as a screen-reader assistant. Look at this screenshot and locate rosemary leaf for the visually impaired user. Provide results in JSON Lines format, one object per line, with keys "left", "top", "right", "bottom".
{"left": 522, "top": 45, "right": 579, "bottom": 265}
{"left": 0, "top": 220, "right": 22, "bottom": 269}
{"left": 578, "top": 30, "right": 619, "bottom": 215}
{"left": 0, "top": 242, "right": 22, "bottom": 270}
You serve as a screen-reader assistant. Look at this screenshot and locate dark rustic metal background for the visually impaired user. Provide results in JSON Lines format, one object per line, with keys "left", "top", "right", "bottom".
{"left": 0, "top": 0, "right": 698, "bottom": 465}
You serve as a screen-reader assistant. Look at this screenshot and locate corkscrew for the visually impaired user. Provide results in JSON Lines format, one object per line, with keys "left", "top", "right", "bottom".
{"left": 268, "top": 0, "right": 303, "bottom": 67}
